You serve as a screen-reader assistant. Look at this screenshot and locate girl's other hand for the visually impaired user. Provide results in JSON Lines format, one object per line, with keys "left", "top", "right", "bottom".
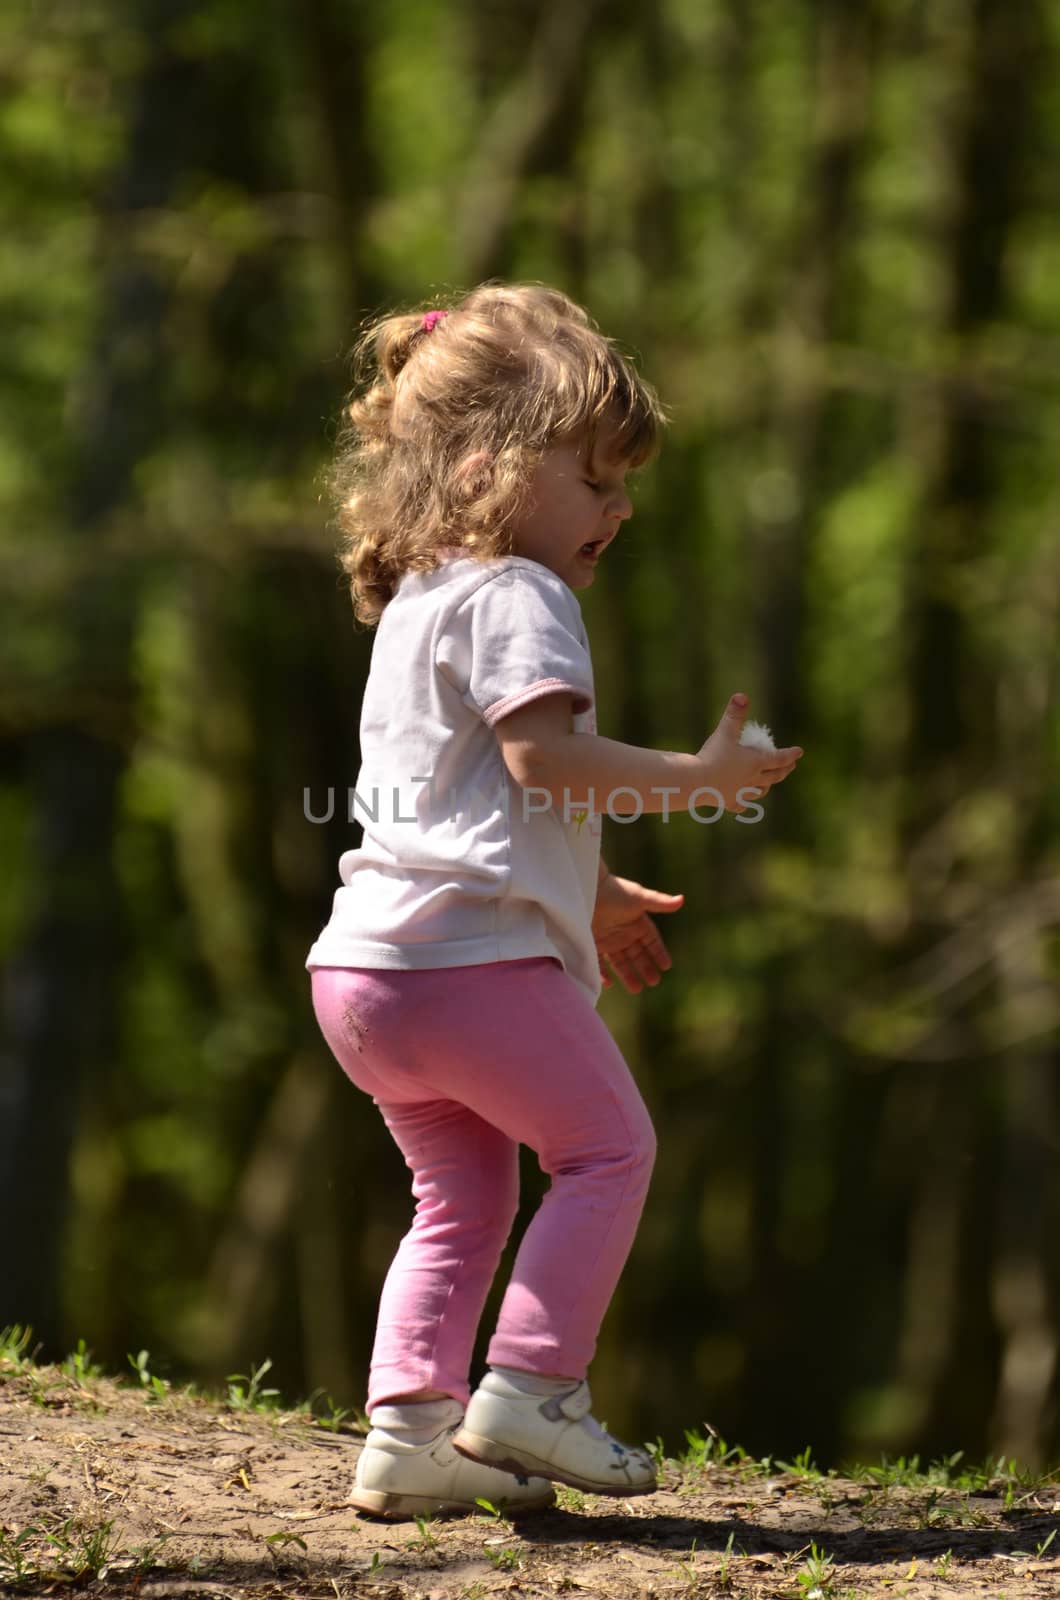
{"left": 696, "top": 694, "right": 804, "bottom": 812}
{"left": 592, "top": 873, "right": 684, "bottom": 994}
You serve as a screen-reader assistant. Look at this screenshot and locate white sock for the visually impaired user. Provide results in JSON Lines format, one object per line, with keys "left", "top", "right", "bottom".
{"left": 368, "top": 1396, "right": 463, "bottom": 1446}
{"left": 489, "top": 1365, "right": 580, "bottom": 1397}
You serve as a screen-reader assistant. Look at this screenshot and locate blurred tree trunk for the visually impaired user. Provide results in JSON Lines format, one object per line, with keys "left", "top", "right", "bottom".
{"left": 299, "top": 0, "right": 378, "bottom": 326}
{"left": 0, "top": 0, "right": 205, "bottom": 1353}
{"left": 905, "top": 0, "right": 1040, "bottom": 805}
{"left": 740, "top": 0, "right": 878, "bottom": 1453}
{"left": 988, "top": 929, "right": 1058, "bottom": 1464}
{"left": 896, "top": 0, "right": 1046, "bottom": 1457}
{"left": 189, "top": 0, "right": 386, "bottom": 1389}
{"left": 457, "top": 0, "right": 610, "bottom": 281}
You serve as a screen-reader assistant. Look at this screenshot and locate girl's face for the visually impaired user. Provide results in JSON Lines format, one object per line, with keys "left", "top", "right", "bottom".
{"left": 509, "top": 434, "right": 633, "bottom": 591}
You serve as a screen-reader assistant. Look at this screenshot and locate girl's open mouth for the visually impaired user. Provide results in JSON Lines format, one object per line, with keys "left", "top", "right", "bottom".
{"left": 580, "top": 540, "right": 604, "bottom": 558}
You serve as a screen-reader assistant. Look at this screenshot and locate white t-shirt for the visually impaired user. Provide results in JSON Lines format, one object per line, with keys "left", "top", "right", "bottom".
{"left": 305, "top": 554, "right": 604, "bottom": 1004}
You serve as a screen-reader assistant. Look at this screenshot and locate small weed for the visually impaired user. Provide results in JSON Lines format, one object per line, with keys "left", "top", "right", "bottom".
{"left": 43, "top": 1518, "right": 76, "bottom": 1566}
{"left": 485, "top": 1543, "right": 521, "bottom": 1571}
{"left": 933, "top": 1450, "right": 986, "bottom": 1488}
{"left": 226, "top": 1358, "right": 281, "bottom": 1411}
{"left": 796, "top": 1541, "right": 836, "bottom": 1599}
{"left": 1037, "top": 1528, "right": 1057, "bottom": 1558}
{"left": 406, "top": 1513, "right": 441, "bottom": 1552}
{"left": 912, "top": 1487, "right": 942, "bottom": 1527}
{"left": 909, "top": 1487, "right": 982, "bottom": 1530}
{"left": 75, "top": 1519, "right": 116, "bottom": 1575}
{"left": 856, "top": 1450, "right": 1010, "bottom": 1495}
{"left": 670, "top": 1537, "right": 700, "bottom": 1590}
{"left": 717, "top": 1531, "right": 737, "bottom": 1589}
{"left": 861, "top": 1453, "right": 928, "bottom": 1489}
{"left": 125, "top": 1533, "right": 171, "bottom": 1575}
{"left": 935, "top": 1548, "right": 953, "bottom": 1576}
{"left": 988, "top": 1456, "right": 1059, "bottom": 1507}
{"left": 1, "top": 1516, "right": 123, "bottom": 1583}
{"left": 479, "top": 1502, "right": 519, "bottom": 1573}
{"left": 62, "top": 1339, "right": 103, "bottom": 1384}
{"left": 264, "top": 1530, "right": 308, "bottom": 1555}
{"left": 678, "top": 1424, "right": 751, "bottom": 1474}
{"left": 0, "top": 1526, "right": 42, "bottom": 1586}
{"left": 779, "top": 1446, "right": 821, "bottom": 1481}
{"left": 0, "top": 1325, "right": 39, "bottom": 1375}
{"left": 0, "top": 1331, "right": 59, "bottom": 1412}
{"left": 128, "top": 1349, "right": 171, "bottom": 1403}
{"left": 304, "top": 1388, "right": 352, "bottom": 1432}
{"left": 555, "top": 1485, "right": 587, "bottom": 1512}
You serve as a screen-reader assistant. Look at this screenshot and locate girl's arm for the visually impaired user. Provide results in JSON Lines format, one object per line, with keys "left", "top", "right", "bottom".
{"left": 495, "top": 693, "right": 802, "bottom": 815}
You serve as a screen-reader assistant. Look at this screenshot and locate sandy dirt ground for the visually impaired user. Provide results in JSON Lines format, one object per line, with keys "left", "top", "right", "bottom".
{"left": 1, "top": 1362, "right": 1058, "bottom": 1599}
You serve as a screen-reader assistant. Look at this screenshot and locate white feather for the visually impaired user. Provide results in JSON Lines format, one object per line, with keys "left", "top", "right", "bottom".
{"left": 738, "top": 719, "right": 778, "bottom": 754}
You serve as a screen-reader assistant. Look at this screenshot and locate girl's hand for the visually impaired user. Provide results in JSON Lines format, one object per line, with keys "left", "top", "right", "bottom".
{"left": 592, "top": 872, "right": 684, "bottom": 994}
{"left": 696, "top": 694, "right": 803, "bottom": 812}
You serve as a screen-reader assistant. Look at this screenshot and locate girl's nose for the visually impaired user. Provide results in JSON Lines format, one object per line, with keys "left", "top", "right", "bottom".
{"left": 611, "top": 489, "right": 633, "bottom": 521}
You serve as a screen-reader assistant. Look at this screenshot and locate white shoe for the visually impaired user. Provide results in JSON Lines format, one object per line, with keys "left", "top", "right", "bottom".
{"left": 350, "top": 1422, "right": 556, "bottom": 1520}
{"left": 452, "top": 1373, "right": 657, "bottom": 1496}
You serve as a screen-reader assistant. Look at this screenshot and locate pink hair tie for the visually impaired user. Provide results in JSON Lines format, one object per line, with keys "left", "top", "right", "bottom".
{"left": 421, "top": 309, "right": 448, "bottom": 333}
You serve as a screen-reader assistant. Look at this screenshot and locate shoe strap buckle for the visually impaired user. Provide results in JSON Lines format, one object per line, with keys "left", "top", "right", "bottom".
{"left": 554, "top": 1383, "right": 592, "bottom": 1422}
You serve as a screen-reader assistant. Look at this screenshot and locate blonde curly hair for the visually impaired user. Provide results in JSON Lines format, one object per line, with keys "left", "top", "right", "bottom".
{"left": 326, "top": 282, "right": 666, "bottom": 624}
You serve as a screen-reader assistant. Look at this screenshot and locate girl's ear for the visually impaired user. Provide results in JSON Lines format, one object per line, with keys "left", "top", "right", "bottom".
{"left": 454, "top": 449, "right": 493, "bottom": 498}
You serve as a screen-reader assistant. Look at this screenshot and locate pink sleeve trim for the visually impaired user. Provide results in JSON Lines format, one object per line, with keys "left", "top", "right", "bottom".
{"left": 483, "top": 678, "right": 592, "bottom": 727}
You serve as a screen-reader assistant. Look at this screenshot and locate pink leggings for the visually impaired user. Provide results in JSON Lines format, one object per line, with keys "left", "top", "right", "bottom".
{"left": 310, "top": 958, "right": 656, "bottom": 1410}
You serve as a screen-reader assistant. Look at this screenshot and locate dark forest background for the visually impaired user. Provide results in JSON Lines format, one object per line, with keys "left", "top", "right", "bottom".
{"left": 2, "top": 0, "right": 1059, "bottom": 1471}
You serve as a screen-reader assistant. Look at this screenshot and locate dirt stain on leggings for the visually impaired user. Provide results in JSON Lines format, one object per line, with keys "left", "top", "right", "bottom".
{"left": 343, "top": 1003, "right": 369, "bottom": 1053}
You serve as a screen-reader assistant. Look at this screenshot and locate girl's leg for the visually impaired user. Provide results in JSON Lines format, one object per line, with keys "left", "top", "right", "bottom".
{"left": 311, "top": 968, "right": 520, "bottom": 1410}
{"left": 320, "top": 953, "right": 656, "bottom": 1382}
{"left": 473, "top": 961, "right": 657, "bottom": 1378}
{"left": 362, "top": 957, "right": 658, "bottom": 1497}
{"left": 369, "top": 1096, "right": 519, "bottom": 1409}
{"left": 313, "top": 958, "right": 655, "bottom": 1390}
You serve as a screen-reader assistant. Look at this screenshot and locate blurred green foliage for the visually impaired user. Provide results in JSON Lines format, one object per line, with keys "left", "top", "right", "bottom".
{"left": 1, "top": 0, "right": 1058, "bottom": 1470}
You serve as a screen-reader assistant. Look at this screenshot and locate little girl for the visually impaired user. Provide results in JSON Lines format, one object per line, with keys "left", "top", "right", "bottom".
{"left": 307, "top": 284, "right": 803, "bottom": 1520}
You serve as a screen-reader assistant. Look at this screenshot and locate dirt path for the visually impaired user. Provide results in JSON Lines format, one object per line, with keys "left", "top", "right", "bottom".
{"left": 1, "top": 1362, "right": 1057, "bottom": 1598}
